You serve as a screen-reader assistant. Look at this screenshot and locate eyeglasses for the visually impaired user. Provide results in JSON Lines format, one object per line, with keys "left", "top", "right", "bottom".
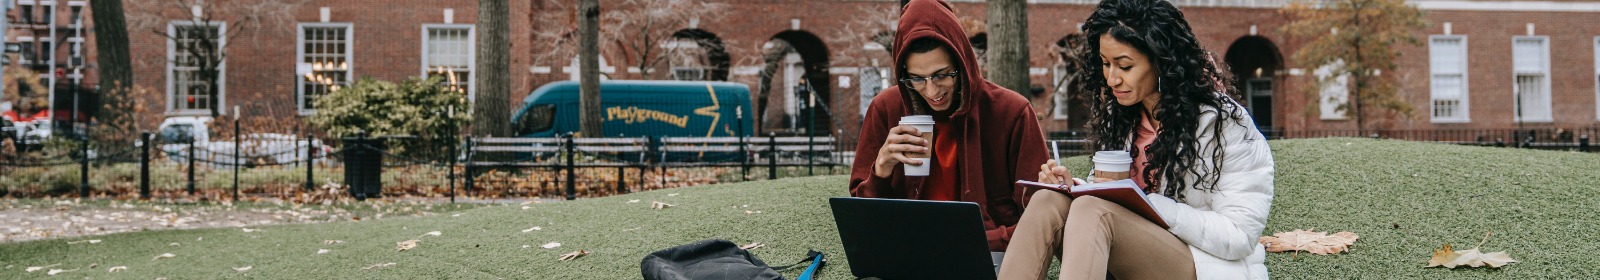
{"left": 899, "top": 71, "right": 959, "bottom": 88}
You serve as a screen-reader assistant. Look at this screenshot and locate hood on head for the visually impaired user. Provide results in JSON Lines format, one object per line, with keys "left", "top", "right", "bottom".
{"left": 893, "top": 0, "right": 983, "bottom": 116}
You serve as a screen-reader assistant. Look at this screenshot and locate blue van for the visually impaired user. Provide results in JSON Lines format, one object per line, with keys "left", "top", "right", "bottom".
{"left": 512, "top": 80, "right": 754, "bottom": 138}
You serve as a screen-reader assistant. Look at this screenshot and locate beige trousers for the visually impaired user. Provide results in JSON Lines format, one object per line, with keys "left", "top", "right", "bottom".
{"left": 997, "top": 191, "right": 1196, "bottom": 280}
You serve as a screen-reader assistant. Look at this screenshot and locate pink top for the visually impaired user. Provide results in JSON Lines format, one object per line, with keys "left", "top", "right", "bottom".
{"left": 1131, "top": 111, "right": 1159, "bottom": 192}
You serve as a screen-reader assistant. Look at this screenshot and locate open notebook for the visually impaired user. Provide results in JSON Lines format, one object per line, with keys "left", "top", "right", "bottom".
{"left": 1014, "top": 179, "right": 1169, "bottom": 229}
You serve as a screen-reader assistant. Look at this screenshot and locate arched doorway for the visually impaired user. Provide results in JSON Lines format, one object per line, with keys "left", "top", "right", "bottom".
{"left": 667, "top": 29, "right": 730, "bottom": 81}
{"left": 1224, "top": 36, "right": 1283, "bottom": 132}
{"left": 759, "top": 30, "right": 831, "bottom": 136}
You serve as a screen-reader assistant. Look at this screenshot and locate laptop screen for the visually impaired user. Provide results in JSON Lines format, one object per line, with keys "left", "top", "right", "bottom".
{"left": 828, "top": 197, "right": 998, "bottom": 280}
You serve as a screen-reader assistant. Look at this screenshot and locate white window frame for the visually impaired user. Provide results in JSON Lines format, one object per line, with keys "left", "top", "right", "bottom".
{"left": 1512, "top": 36, "right": 1553, "bottom": 123}
{"left": 420, "top": 24, "right": 475, "bottom": 101}
{"left": 858, "top": 67, "right": 888, "bottom": 118}
{"left": 1315, "top": 60, "right": 1350, "bottom": 120}
{"left": 296, "top": 22, "right": 354, "bottom": 115}
{"left": 1429, "top": 35, "right": 1469, "bottom": 123}
{"left": 1052, "top": 63, "right": 1072, "bottom": 120}
{"left": 164, "top": 21, "right": 227, "bottom": 115}
{"left": 664, "top": 37, "right": 708, "bottom": 81}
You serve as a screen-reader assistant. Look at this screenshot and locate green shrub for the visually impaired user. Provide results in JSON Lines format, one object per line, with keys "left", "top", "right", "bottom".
{"left": 308, "top": 76, "right": 470, "bottom": 160}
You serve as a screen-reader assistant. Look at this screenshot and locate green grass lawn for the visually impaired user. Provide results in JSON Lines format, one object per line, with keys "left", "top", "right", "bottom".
{"left": 1, "top": 138, "right": 1597, "bottom": 279}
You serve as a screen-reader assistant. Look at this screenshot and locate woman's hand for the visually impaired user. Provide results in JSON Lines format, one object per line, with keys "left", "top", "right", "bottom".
{"left": 1036, "top": 159, "right": 1073, "bottom": 185}
{"left": 872, "top": 124, "right": 930, "bottom": 178}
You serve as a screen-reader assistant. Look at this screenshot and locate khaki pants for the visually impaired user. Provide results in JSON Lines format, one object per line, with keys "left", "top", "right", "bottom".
{"left": 997, "top": 191, "right": 1195, "bottom": 280}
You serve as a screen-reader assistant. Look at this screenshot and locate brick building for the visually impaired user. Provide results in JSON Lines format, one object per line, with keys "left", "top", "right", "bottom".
{"left": 9, "top": 0, "right": 1599, "bottom": 147}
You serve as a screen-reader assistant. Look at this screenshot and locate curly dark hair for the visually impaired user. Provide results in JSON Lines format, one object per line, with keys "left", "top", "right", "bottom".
{"left": 1079, "top": 0, "right": 1244, "bottom": 201}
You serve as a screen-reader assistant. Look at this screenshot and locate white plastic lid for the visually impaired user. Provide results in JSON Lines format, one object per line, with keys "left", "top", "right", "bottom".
{"left": 898, "top": 115, "right": 934, "bottom": 125}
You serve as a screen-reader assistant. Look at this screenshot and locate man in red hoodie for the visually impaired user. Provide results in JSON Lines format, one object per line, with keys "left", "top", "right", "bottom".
{"left": 849, "top": 0, "right": 1050, "bottom": 252}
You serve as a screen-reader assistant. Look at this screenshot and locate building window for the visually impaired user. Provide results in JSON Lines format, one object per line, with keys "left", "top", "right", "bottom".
{"left": 1594, "top": 37, "right": 1599, "bottom": 121}
{"left": 167, "top": 22, "right": 225, "bottom": 114}
{"left": 422, "top": 24, "right": 473, "bottom": 98}
{"left": 859, "top": 67, "right": 888, "bottom": 118}
{"left": 1512, "top": 36, "right": 1551, "bottom": 122}
{"left": 1051, "top": 63, "right": 1076, "bottom": 120}
{"left": 665, "top": 38, "right": 707, "bottom": 81}
{"left": 19, "top": 4, "right": 35, "bottom": 24}
{"left": 297, "top": 23, "right": 352, "bottom": 114}
{"left": 1315, "top": 61, "right": 1349, "bottom": 120}
{"left": 68, "top": 4, "right": 82, "bottom": 26}
{"left": 37, "top": 41, "right": 52, "bottom": 66}
{"left": 1429, "top": 36, "right": 1468, "bottom": 122}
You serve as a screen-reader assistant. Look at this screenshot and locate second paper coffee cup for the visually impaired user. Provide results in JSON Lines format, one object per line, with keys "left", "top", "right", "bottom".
{"left": 1091, "top": 150, "right": 1133, "bottom": 181}
{"left": 899, "top": 115, "right": 935, "bottom": 176}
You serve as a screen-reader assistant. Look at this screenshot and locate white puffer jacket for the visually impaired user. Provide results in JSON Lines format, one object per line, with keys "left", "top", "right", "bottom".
{"left": 1143, "top": 103, "right": 1275, "bottom": 280}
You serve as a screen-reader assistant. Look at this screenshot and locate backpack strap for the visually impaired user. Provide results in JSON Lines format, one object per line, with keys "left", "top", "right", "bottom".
{"left": 769, "top": 250, "right": 826, "bottom": 280}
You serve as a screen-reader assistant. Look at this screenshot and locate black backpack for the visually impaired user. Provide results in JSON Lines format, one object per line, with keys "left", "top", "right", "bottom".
{"left": 641, "top": 239, "right": 825, "bottom": 280}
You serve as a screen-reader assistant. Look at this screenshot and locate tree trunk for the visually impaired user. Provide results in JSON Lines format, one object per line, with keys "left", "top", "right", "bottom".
{"left": 985, "top": 0, "right": 1030, "bottom": 96}
{"left": 474, "top": 0, "right": 511, "bottom": 138}
{"left": 578, "top": 0, "right": 603, "bottom": 137}
{"left": 90, "top": 0, "right": 132, "bottom": 126}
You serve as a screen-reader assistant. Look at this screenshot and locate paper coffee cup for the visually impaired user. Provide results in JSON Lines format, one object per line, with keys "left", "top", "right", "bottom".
{"left": 899, "top": 115, "right": 935, "bottom": 176}
{"left": 1091, "top": 150, "right": 1133, "bottom": 181}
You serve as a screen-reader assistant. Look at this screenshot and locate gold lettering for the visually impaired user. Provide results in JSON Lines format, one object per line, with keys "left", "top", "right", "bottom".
{"left": 601, "top": 106, "right": 689, "bottom": 128}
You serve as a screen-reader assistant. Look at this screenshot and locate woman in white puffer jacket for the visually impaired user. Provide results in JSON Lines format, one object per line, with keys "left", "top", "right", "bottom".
{"left": 996, "top": 0, "right": 1273, "bottom": 279}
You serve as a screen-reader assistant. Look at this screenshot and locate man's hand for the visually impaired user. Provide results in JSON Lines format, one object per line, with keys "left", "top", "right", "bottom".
{"left": 873, "top": 124, "right": 929, "bottom": 178}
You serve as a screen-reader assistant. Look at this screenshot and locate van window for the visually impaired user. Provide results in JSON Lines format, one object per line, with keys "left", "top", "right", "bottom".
{"left": 516, "top": 104, "right": 555, "bottom": 135}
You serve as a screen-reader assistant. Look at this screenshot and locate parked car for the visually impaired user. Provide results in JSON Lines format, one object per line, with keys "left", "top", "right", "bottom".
{"left": 157, "top": 116, "right": 332, "bottom": 167}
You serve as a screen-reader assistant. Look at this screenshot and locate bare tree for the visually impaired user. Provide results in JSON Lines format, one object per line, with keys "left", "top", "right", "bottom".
{"left": 128, "top": 0, "right": 302, "bottom": 118}
{"left": 985, "top": 0, "right": 1030, "bottom": 95}
{"left": 826, "top": 6, "right": 898, "bottom": 69}
{"left": 600, "top": 0, "right": 727, "bottom": 79}
{"left": 475, "top": 0, "right": 512, "bottom": 138}
{"left": 530, "top": 0, "right": 727, "bottom": 80}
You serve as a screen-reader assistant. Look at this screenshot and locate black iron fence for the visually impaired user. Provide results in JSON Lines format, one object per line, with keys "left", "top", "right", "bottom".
{"left": 3, "top": 125, "right": 1593, "bottom": 201}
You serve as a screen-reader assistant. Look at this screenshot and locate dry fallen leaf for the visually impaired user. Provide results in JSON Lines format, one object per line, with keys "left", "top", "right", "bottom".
{"left": 541, "top": 242, "right": 562, "bottom": 249}
{"left": 233, "top": 266, "right": 253, "bottom": 272}
{"left": 317, "top": 249, "right": 332, "bottom": 254}
{"left": 1259, "top": 229, "right": 1358, "bottom": 255}
{"left": 1427, "top": 232, "right": 1518, "bottom": 269}
{"left": 47, "top": 268, "right": 76, "bottom": 275}
{"left": 397, "top": 240, "right": 420, "bottom": 251}
{"left": 25, "top": 264, "right": 59, "bottom": 272}
{"left": 66, "top": 239, "right": 102, "bottom": 245}
{"left": 242, "top": 228, "right": 260, "bottom": 233}
{"left": 558, "top": 250, "right": 588, "bottom": 261}
{"left": 740, "top": 242, "right": 765, "bottom": 250}
{"left": 324, "top": 240, "right": 344, "bottom": 245}
{"left": 522, "top": 227, "right": 542, "bottom": 233}
{"left": 153, "top": 253, "right": 176, "bottom": 260}
{"left": 108, "top": 266, "right": 128, "bottom": 272}
{"left": 651, "top": 201, "right": 674, "bottom": 209}
{"left": 627, "top": 199, "right": 640, "bottom": 203}
{"left": 361, "top": 263, "right": 396, "bottom": 270}
{"left": 422, "top": 231, "right": 442, "bottom": 237}
{"left": 1427, "top": 244, "right": 1518, "bottom": 268}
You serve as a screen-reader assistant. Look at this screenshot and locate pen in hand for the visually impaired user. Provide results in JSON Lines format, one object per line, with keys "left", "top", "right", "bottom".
{"left": 1050, "top": 140, "right": 1068, "bottom": 187}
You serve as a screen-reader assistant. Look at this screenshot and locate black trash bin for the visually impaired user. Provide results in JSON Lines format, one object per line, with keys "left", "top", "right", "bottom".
{"left": 342, "top": 136, "right": 385, "bottom": 200}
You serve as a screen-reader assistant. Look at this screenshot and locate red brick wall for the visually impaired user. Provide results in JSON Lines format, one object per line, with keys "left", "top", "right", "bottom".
{"left": 105, "top": 0, "right": 1600, "bottom": 140}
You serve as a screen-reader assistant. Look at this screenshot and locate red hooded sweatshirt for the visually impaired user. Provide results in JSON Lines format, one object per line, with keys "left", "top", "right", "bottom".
{"left": 849, "top": 0, "right": 1051, "bottom": 251}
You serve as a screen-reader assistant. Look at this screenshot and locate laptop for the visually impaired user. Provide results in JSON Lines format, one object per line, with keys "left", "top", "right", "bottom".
{"left": 829, "top": 197, "right": 1002, "bottom": 280}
